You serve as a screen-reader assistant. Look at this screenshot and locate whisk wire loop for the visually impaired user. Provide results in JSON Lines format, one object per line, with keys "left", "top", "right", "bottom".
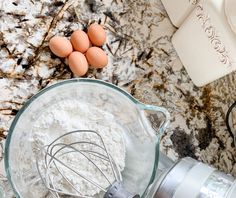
{"left": 36, "top": 130, "right": 122, "bottom": 197}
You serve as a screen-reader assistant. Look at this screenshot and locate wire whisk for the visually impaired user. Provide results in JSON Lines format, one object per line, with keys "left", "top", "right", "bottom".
{"left": 36, "top": 130, "right": 138, "bottom": 198}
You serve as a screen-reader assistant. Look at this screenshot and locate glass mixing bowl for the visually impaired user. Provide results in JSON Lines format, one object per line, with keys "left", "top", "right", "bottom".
{"left": 4, "top": 78, "right": 170, "bottom": 198}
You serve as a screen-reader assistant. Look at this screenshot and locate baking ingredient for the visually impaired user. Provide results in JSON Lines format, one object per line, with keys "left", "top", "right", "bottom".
{"left": 86, "top": 47, "right": 108, "bottom": 68}
{"left": 70, "top": 30, "right": 90, "bottom": 53}
{"left": 68, "top": 51, "right": 88, "bottom": 76}
{"left": 49, "top": 36, "right": 73, "bottom": 58}
{"left": 87, "top": 24, "right": 106, "bottom": 46}
{"left": 31, "top": 99, "right": 126, "bottom": 197}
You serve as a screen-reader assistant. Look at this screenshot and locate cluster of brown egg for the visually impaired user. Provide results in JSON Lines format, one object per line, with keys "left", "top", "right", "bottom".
{"left": 49, "top": 23, "right": 108, "bottom": 76}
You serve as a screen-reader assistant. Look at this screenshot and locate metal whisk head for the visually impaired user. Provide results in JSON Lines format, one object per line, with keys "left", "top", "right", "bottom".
{"left": 36, "top": 130, "right": 121, "bottom": 197}
{"left": 36, "top": 130, "right": 138, "bottom": 198}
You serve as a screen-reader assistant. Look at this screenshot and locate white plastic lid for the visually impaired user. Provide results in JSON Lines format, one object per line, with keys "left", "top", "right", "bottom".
{"left": 225, "top": 0, "right": 236, "bottom": 34}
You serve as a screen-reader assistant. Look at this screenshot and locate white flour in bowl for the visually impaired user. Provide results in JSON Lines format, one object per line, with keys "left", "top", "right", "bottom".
{"left": 29, "top": 99, "right": 126, "bottom": 197}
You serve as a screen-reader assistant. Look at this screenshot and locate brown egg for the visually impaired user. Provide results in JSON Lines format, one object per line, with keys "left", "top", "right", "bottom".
{"left": 49, "top": 36, "right": 73, "bottom": 57}
{"left": 87, "top": 24, "right": 106, "bottom": 46}
{"left": 68, "top": 51, "right": 88, "bottom": 76}
{"left": 70, "top": 30, "right": 90, "bottom": 53}
{"left": 86, "top": 47, "right": 108, "bottom": 68}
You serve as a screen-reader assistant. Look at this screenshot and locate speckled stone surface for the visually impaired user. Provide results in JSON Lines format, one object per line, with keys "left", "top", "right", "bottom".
{"left": 1, "top": 0, "right": 236, "bottom": 196}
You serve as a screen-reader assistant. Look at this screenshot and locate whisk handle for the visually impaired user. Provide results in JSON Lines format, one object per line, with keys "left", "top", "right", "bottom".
{"left": 104, "top": 181, "right": 140, "bottom": 198}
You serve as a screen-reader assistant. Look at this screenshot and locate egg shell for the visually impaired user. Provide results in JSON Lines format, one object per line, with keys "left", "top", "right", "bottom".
{"left": 49, "top": 36, "right": 73, "bottom": 58}
{"left": 68, "top": 51, "right": 88, "bottom": 76}
{"left": 86, "top": 47, "right": 108, "bottom": 68}
{"left": 87, "top": 24, "right": 106, "bottom": 46}
{"left": 70, "top": 30, "right": 90, "bottom": 53}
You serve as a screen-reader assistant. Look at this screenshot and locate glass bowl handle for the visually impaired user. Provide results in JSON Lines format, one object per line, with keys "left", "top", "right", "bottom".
{"left": 137, "top": 103, "right": 170, "bottom": 136}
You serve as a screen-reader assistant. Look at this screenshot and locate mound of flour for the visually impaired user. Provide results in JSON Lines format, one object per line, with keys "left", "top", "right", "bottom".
{"left": 31, "top": 99, "right": 126, "bottom": 197}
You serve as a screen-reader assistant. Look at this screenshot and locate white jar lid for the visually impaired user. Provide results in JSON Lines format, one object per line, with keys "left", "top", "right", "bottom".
{"left": 225, "top": 0, "right": 236, "bottom": 34}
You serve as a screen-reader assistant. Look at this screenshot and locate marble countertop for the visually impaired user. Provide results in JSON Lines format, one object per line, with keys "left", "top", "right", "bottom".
{"left": 1, "top": 0, "right": 236, "bottom": 196}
